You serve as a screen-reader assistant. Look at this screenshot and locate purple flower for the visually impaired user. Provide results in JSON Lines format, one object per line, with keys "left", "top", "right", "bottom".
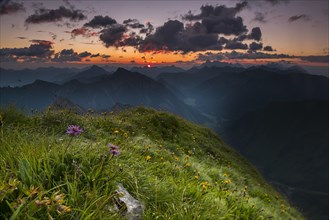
{"left": 108, "top": 143, "right": 120, "bottom": 156}
{"left": 66, "top": 125, "right": 83, "bottom": 136}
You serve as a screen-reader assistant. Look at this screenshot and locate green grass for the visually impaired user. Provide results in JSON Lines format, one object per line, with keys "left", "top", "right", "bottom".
{"left": 0, "top": 107, "right": 304, "bottom": 219}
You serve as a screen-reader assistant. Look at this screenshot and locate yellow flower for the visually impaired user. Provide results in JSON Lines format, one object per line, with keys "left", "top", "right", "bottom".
{"left": 224, "top": 179, "right": 231, "bottom": 184}
{"left": 185, "top": 162, "right": 191, "bottom": 167}
{"left": 146, "top": 155, "right": 151, "bottom": 161}
{"left": 201, "top": 182, "right": 210, "bottom": 189}
{"left": 174, "top": 157, "right": 179, "bottom": 162}
{"left": 194, "top": 175, "right": 199, "bottom": 179}
{"left": 146, "top": 145, "right": 151, "bottom": 150}
{"left": 114, "top": 130, "right": 119, "bottom": 134}
{"left": 223, "top": 173, "right": 228, "bottom": 177}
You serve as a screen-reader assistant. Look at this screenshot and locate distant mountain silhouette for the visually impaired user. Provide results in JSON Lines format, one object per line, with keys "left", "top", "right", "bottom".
{"left": 219, "top": 101, "right": 329, "bottom": 220}
{"left": 0, "top": 67, "right": 79, "bottom": 87}
{"left": 61, "top": 65, "right": 110, "bottom": 84}
{"left": 0, "top": 68, "right": 206, "bottom": 123}
{"left": 157, "top": 66, "right": 245, "bottom": 96}
{"left": 189, "top": 67, "right": 329, "bottom": 120}
{"left": 130, "top": 65, "right": 184, "bottom": 79}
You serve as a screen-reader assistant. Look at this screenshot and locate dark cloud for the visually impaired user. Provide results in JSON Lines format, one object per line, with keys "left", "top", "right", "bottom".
{"left": 263, "top": 0, "right": 289, "bottom": 5}
{"left": 52, "top": 49, "right": 81, "bottom": 62}
{"left": 123, "top": 18, "right": 144, "bottom": 29}
{"left": 247, "top": 0, "right": 289, "bottom": 6}
{"left": 84, "top": 15, "right": 117, "bottom": 28}
{"left": 253, "top": 12, "right": 267, "bottom": 23}
{"left": 224, "top": 39, "right": 248, "bottom": 50}
{"left": 78, "top": 51, "right": 91, "bottom": 58}
{"left": 300, "top": 55, "right": 329, "bottom": 63}
{"left": 248, "top": 27, "right": 262, "bottom": 41}
{"left": 249, "top": 42, "right": 263, "bottom": 51}
{"left": 182, "top": 3, "right": 248, "bottom": 36}
{"left": 288, "top": 14, "right": 310, "bottom": 22}
{"left": 17, "top": 36, "right": 27, "bottom": 40}
{"left": 52, "top": 48, "right": 101, "bottom": 63}
{"left": 49, "top": 32, "right": 57, "bottom": 40}
{"left": 0, "top": 40, "right": 54, "bottom": 62}
{"left": 263, "top": 45, "right": 275, "bottom": 51}
{"left": 90, "top": 53, "right": 100, "bottom": 58}
{"left": 119, "top": 32, "right": 142, "bottom": 47}
{"left": 139, "top": 20, "right": 223, "bottom": 53}
{"left": 99, "top": 24, "right": 127, "bottom": 47}
{"left": 139, "top": 22, "right": 154, "bottom": 36}
{"left": 70, "top": 28, "right": 98, "bottom": 38}
{"left": 25, "top": 6, "right": 86, "bottom": 24}
{"left": 0, "top": 1, "right": 25, "bottom": 15}
{"left": 196, "top": 50, "right": 292, "bottom": 61}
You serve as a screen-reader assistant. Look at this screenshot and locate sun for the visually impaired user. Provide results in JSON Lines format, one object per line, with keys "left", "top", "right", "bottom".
{"left": 147, "top": 64, "right": 151, "bottom": 68}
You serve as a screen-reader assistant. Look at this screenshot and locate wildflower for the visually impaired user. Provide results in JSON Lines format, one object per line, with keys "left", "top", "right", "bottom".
{"left": 114, "top": 130, "right": 119, "bottom": 134}
{"left": 109, "top": 143, "right": 120, "bottom": 156}
{"left": 66, "top": 125, "right": 83, "bottom": 136}
{"left": 185, "top": 162, "right": 191, "bottom": 167}
{"left": 146, "top": 155, "right": 151, "bottom": 161}
{"left": 174, "top": 157, "right": 179, "bottom": 162}
{"left": 194, "top": 175, "right": 199, "bottom": 179}
{"left": 201, "top": 182, "right": 210, "bottom": 189}
{"left": 223, "top": 179, "right": 231, "bottom": 184}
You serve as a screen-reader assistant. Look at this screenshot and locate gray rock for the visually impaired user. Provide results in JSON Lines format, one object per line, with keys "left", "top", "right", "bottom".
{"left": 111, "top": 183, "right": 144, "bottom": 220}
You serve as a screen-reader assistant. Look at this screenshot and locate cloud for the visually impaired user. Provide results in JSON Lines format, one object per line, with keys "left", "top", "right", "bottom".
{"left": 70, "top": 28, "right": 98, "bottom": 38}
{"left": 247, "top": 0, "right": 289, "bottom": 6}
{"left": 263, "top": 46, "right": 275, "bottom": 51}
{"left": 182, "top": 3, "right": 248, "bottom": 36}
{"left": 299, "top": 55, "right": 329, "bottom": 63}
{"left": 123, "top": 18, "right": 144, "bottom": 29}
{"left": 99, "top": 24, "right": 127, "bottom": 47}
{"left": 288, "top": 14, "right": 310, "bottom": 22}
{"left": 0, "top": 1, "right": 25, "bottom": 15}
{"left": 136, "top": 3, "right": 266, "bottom": 53}
{"left": 138, "top": 20, "right": 224, "bottom": 53}
{"left": 253, "top": 12, "right": 267, "bottom": 23}
{"left": 52, "top": 49, "right": 82, "bottom": 62}
{"left": 248, "top": 27, "right": 262, "bottom": 41}
{"left": 196, "top": 50, "right": 292, "bottom": 61}
{"left": 249, "top": 42, "right": 263, "bottom": 51}
{"left": 90, "top": 53, "right": 100, "bottom": 58}
{"left": 25, "top": 6, "right": 86, "bottom": 24}
{"left": 17, "top": 36, "right": 27, "bottom": 40}
{"left": 51, "top": 49, "right": 102, "bottom": 63}
{"left": 139, "top": 22, "right": 154, "bottom": 36}
{"left": 84, "top": 15, "right": 117, "bottom": 28}
{"left": 224, "top": 39, "right": 248, "bottom": 50}
{"left": 78, "top": 51, "right": 92, "bottom": 58}
{"left": 263, "top": 0, "right": 289, "bottom": 5}
{"left": 0, "top": 40, "right": 54, "bottom": 62}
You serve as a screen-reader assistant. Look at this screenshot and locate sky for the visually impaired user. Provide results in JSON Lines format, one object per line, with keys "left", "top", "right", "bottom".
{"left": 0, "top": 0, "right": 328, "bottom": 69}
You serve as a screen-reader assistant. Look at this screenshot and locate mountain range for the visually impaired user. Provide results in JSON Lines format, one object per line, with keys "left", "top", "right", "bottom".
{"left": 0, "top": 63, "right": 328, "bottom": 219}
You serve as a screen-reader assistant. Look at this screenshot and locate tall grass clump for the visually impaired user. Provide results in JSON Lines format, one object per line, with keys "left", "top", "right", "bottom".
{"left": 0, "top": 107, "right": 304, "bottom": 219}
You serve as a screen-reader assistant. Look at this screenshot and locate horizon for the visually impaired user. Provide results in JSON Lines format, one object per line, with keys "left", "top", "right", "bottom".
{"left": 0, "top": 0, "right": 328, "bottom": 70}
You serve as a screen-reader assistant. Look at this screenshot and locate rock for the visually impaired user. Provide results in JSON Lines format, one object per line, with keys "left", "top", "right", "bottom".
{"left": 111, "top": 183, "right": 144, "bottom": 220}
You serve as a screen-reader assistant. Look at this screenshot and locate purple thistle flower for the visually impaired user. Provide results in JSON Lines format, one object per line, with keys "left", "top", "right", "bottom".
{"left": 66, "top": 125, "right": 83, "bottom": 136}
{"left": 108, "top": 143, "right": 120, "bottom": 156}
{"left": 108, "top": 143, "right": 119, "bottom": 150}
{"left": 111, "top": 149, "right": 120, "bottom": 156}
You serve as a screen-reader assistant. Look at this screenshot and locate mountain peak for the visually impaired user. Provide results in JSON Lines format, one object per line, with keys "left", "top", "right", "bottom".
{"left": 89, "top": 65, "right": 106, "bottom": 72}
{"left": 115, "top": 67, "right": 131, "bottom": 74}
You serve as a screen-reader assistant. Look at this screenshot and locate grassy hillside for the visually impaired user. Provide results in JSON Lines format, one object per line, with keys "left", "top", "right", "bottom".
{"left": 0, "top": 107, "right": 303, "bottom": 219}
